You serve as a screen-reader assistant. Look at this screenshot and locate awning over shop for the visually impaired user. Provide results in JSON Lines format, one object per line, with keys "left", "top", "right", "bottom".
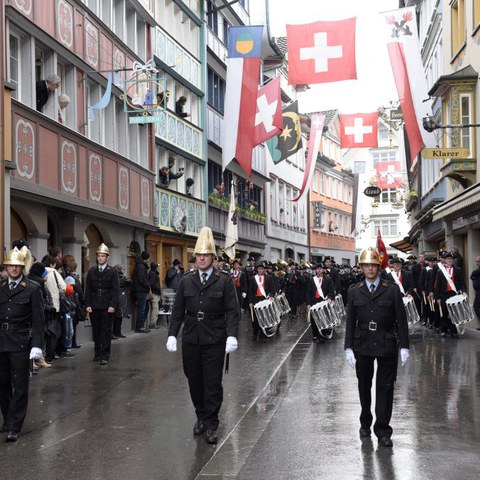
{"left": 432, "top": 183, "right": 480, "bottom": 222}
{"left": 389, "top": 237, "right": 413, "bottom": 254}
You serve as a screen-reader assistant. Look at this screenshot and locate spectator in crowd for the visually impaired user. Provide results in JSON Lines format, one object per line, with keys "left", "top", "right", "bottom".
{"left": 132, "top": 251, "right": 151, "bottom": 333}
{"left": 27, "top": 262, "right": 53, "bottom": 369}
{"left": 36, "top": 74, "right": 61, "bottom": 112}
{"left": 113, "top": 264, "right": 131, "bottom": 339}
{"left": 156, "top": 89, "right": 169, "bottom": 109}
{"left": 148, "top": 262, "right": 162, "bottom": 329}
{"left": 49, "top": 246, "right": 63, "bottom": 267}
{"left": 41, "top": 255, "right": 66, "bottom": 363}
{"left": 159, "top": 158, "right": 184, "bottom": 188}
{"left": 63, "top": 277, "right": 78, "bottom": 356}
{"left": 165, "top": 259, "right": 183, "bottom": 289}
{"left": 58, "top": 93, "right": 70, "bottom": 124}
{"left": 63, "top": 254, "right": 84, "bottom": 348}
{"left": 175, "top": 95, "right": 190, "bottom": 118}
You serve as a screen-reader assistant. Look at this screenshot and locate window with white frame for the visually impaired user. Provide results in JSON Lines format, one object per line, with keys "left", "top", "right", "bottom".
{"left": 374, "top": 189, "right": 398, "bottom": 204}
{"left": 87, "top": 81, "right": 103, "bottom": 144}
{"left": 8, "top": 33, "right": 19, "bottom": 98}
{"left": 373, "top": 219, "right": 398, "bottom": 237}
{"left": 319, "top": 172, "right": 324, "bottom": 194}
{"left": 460, "top": 94, "right": 472, "bottom": 154}
{"left": 312, "top": 171, "right": 318, "bottom": 192}
{"left": 114, "top": 0, "right": 125, "bottom": 40}
{"left": 372, "top": 150, "right": 397, "bottom": 168}
{"left": 270, "top": 178, "right": 278, "bottom": 221}
{"left": 286, "top": 186, "right": 292, "bottom": 225}
{"left": 279, "top": 183, "right": 285, "bottom": 223}
{"left": 326, "top": 176, "right": 331, "bottom": 197}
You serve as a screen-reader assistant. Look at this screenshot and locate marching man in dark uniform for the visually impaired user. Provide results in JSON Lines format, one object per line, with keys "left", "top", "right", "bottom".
{"left": 306, "top": 262, "right": 335, "bottom": 343}
{"left": 231, "top": 260, "right": 247, "bottom": 312}
{"left": 248, "top": 261, "right": 275, "bottom": 342}
{"left": 344, "top": 247, "right": 409, "bottom": 447}
{"left": 85, "top": 243, "right": 119, "bottom": 365}
{"left": 0, "top": 246, "right": 44, "bottom": 442}
{"left": 325, "top": 257, "right": 341, "bottom": 295}
{"left": 166, "top": 227, "right": 240, "bottom": 444}
{"left": 385, "top": 257, "right": 414, "bottom": 296}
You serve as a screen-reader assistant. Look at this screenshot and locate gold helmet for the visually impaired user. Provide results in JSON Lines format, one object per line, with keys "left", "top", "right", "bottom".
{"left": 96, "top": 243, "right": 110, "bottom": 256}
{"left": 4, "top": 246, "right": 33, "bottom": 274}
{"left": 194, "top": 227, "right": 216, "bottom": 255}
{"left": 358, "top": 247, "right": 381, "bottom": 265}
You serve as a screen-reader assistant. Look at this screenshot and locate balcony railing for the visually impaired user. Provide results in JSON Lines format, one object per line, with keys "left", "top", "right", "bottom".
{"left": 156, "top": 187, "right": 206, "bottom": 236}
{"left": 207, "top": 28, "right": 227, "bottom": 62}
{"left": 154, "top": 109, "right": 202, "bottom": 160}
{"left": 153, "top": 26, "right": 201, "bottom": 89}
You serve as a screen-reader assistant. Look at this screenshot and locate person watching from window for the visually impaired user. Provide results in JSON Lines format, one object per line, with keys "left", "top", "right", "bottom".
{"left": 58, "top": 94, "right": 70, "bottom": 124}
{"left": 159, "top": 158, "right": 184, "bottom": 188}
{"left": 175, "top": 96, "right": 190, "bottom": 118}
{"left": 36, "top": 74, "right": 61, "bottom": 112}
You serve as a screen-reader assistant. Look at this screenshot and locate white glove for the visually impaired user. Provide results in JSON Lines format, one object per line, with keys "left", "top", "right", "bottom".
{"left": 29, "top": 347, "right": 43, "bottom": 360}
{"left": 345, "top": 348, "right": 356, "bottom": 369}
{"left": 400, "top": 348, "right": 409, "bottom": 366}
{"left": 225, "top": 336, "right": 238, "bottom": 354}
{"left": 242, "top": 292, "right": 247, "bottom": 299}
{"left": 166, "top": 336, "right": 177, "bottom": 352}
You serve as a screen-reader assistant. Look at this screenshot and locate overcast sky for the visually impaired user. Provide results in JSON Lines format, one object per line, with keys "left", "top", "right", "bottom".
{"left": 267, "top": 0, "right": 401, "bottom": 114}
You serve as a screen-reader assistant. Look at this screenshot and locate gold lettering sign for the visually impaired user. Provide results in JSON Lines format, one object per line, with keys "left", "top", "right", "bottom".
{"left": 422, "top": 148, "right": 469, "bottom": 158}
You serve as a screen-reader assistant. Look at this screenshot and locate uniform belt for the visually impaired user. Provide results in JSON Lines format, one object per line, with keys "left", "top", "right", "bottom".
{"left": 186, "top": 311, "right": 224, "bottom": 321}
{"left": 1, "top": 322, "right": 30, "bottom": 332}
{"left": 357, "top": 322, "right": 394, "bottom": 332}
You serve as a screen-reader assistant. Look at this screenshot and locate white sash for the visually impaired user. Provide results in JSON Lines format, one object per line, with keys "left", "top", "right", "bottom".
{"left": 313, "top": 276, "right": 325, "bottom": 299}
{"left": 438, "top": 263, "right": 457, "bottom": 294}
{"left": 255, "top": 275, "right": 267, "bottom": 298}
{"left": 391, "top": 271, "right": 406, "bottom": 295}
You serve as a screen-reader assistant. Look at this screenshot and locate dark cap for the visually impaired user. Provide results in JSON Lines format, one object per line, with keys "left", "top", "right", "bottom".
{"left": 314, "top": 262, "right": 325, "bottom": 269}
{"left": 256, "top": 261, "right": 267, "bottom": 269}
{"left": 390, "top": 257, "right": 403, "bottom": 264}
{"left": 442, "top": 251, "right": 453, "bottom": 259}
{"left": 247, "top": 256, "right": 255, "bottom": 262}
{"left": 141, "top": 251, "right": 150, "bottom": 260}
{"left": 173, "top": 259, "right": 181, "bottom": 266}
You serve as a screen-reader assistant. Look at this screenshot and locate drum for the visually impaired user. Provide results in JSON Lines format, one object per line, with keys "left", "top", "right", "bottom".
{"left": 446, "top": 295, "right": 474, "bottom": 326}
{"left": 310, "top": 300, "right": 341, "bottom": 339}
{"left": 277, "top": 293, "right": 291, "bottom": 315}
{"left": 254, "top": 299, "right": 280, "bottom": 337}
{"left": 334, "top": 294, "right": 346, "bottom": 319}
{"left": 403, "top": 296, "right": 420, "bottom": 325}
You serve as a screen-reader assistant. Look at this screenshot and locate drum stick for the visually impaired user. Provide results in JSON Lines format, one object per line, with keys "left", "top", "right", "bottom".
{"left": 422, "top": 291, "right": 427, "bottom": 304}
{"left": 249, "top": 304, "right": 255, "bottom": 323}
{"left": 438, "top": 302, "right": 443, "bottom": 318}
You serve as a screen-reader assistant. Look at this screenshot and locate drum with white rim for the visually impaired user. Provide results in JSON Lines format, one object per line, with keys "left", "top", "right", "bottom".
{"left": 310, "top": 300, "right": 341, "bottom": 340}
{"left": 254, "top": 299, "right": 281, "bottom": 337}
{"left": 446, "top": 294, "right": 474, "bottom": 326}
{"left": 403, "top": 296, "right": 420, "bottom": 325}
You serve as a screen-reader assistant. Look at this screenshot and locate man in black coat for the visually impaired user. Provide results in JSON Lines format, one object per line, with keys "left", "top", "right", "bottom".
{"left": 85, "top": 244, "right": 119, "bottom": 365}
{"left": 132, "top": 251, "right": 151, "bottom": 333}
{"left": 36, "top": 74, "right": 61, "bottom": 112}
{"left": 231, "top": 260, "right": 247, "bottom": 311}
{"left": 248, "top": 261, "right": 275, "bottom": 342}
{"left": 385, "top": 257, "right": 414, "bottom": 296}
{"left": 345, "top": 247, "right": 409, "bottom": 447}
{"left": 0, "top": 247, "right": 45, "bottom": 441}
{"left": 325, "top": 257, "right": 341, "bottom": 294}
{"left": 471, "top": 256, "right": 480, "bottom": 329}
{"left": 165, "top": 259, "right": 184, "bottom": 289}
{"left": 166, "top": 227, "right": 239, "bottom": 444}
{"left": 306, "top": 263, "right": 335, "bottom": 342}
{"left": 433, "top": 251, "right": 466, "bottom": 338}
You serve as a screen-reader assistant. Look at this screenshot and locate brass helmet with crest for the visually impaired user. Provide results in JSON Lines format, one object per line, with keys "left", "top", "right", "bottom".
{"left": 4, "top": 246, "right": 33, "bottom": 274}
{"left": 358, "top": 247, "right": 381, "bottom": 265}
{"left": 96, "top": 243, "right": 110, "bottom": 256}
{"left": 194, "top": 227, "right": 216, "bottom": 255}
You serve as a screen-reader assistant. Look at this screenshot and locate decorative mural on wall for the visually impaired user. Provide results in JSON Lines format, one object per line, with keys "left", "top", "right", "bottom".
{"left": 119, "top": 166, "right": 129, "bottom": 210}
{"left": 14, "top": 0, "right": 32, "bottom": 17}
{"left": 85, "top": 19, "right": 99, "bottom": 68}
{"left": 89, "top": 153, "right": 102, "bottom": 202}
{"left": 61, "top": 140, "right": 77, "bottom": 194}
{"left": 57, "top": 0, "right": 73, "bottom": 49}
{"left": 15, "top": 118, "right": 35, "bottom": 180}
{"left": 141, "top": 177, "right": 150, "bottom": 218}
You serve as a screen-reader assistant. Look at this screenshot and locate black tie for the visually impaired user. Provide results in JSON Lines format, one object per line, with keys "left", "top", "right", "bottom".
{"left": 201, "top": 273, "right": 208, "bottom": 286}
{"left": 9, "top": 282, "right": 15, "bottom": 291}
{"left": 370, "top": 284, "right": 375, "bottom": 294}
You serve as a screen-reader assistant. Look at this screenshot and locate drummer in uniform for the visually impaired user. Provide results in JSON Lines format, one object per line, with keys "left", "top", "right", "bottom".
{"left": 433, "top": 251, "right": 466, "bottom": 338}
{"left": 325, "top": 257, "right": 341, "bottom": 295}
{"left": 385, "top": 258, "right": 414, "bottom": 297}
{"left": 248, "top": 261, "right": 274, "bottom": 342}
{"left": 231, "top": 260, "right": 247, "bottom": 311}
{"left": 165, "top": 227, "right": 240, "bottom": 444}
{"left": 344, "top": 247, "right": 409, "bottom": 447}
{"left": 306, "top": 262, "right": 335, "bottom": 343}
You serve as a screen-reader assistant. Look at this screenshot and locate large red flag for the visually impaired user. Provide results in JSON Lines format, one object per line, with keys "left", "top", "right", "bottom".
{"left": 376, "top": 161, "right": 404, "bottom": 189}
{"left": 253, "top": 76, "right": 283, "bottom": 147}
{"left": 381, "top": 7, "right": 435, "bottom": 160}
{"left": 286, "top": 18, "right": 357, "bottom": 85}
{"left": 377, "top": 230, "right": 389, "bottom": 269}
{"left": 340, "top": 112, "right": 378, "bottom": 148}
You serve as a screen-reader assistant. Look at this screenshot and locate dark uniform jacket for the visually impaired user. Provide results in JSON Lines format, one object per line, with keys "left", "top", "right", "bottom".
{"left": 248, "top": 273, "right": 275, "bottom": 305}
{"left": 85, "top": 265, "right": 120, "bottom": 310}
{"left": 306, "top": 275, "right": 335, "bottom": 305}
{"left": 326, "top": 267, "right": 341, "bottom": 293}
{"left": 433, "top": 265, "right": 465, "bottom": 301}
{"left": 385, "top": 270, "right": 414, "bottom": 296}
{"left": 36, "top": 80, "right": 50, "bottom": 111}
{"left": 411, "top": 262, "right": 425, "bottom": 291}
{"left": 345, "top": 279, "right": 409, "bottom": 357}
{"left": 132, "top": 256, "right": 150, "bottom": 293}
{"left": 0, "top": 276, "right": 45, "bottom": 352}
{"left": 168, "top": 269, "right": 240, "bottom": 345}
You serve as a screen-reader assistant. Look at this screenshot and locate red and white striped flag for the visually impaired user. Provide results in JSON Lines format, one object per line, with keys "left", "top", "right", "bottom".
{"left": 381, "top": 7, "right": 435, "bottom": 160}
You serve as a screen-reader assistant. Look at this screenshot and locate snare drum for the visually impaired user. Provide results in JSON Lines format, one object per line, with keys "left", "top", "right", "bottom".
{"left": 403, "top": 296, "right": 420, "bottom": 325}
{"left": 446, "top": 295, "right": 475, "bottom": 325}
{"left": 254, "top": 299, "right": 280, "bottom": 336}
{"left": 310, "top": 301, "right": 341, "bottom": 331}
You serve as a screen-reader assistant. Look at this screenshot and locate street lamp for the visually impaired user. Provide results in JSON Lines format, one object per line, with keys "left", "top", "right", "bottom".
{"left": 422, "top": 115, "right": 480, "bottom": 133}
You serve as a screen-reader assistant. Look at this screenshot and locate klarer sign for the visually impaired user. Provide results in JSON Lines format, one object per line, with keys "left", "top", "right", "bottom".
{"left": 422, "top": 148, "right": 469, "bottom": 158}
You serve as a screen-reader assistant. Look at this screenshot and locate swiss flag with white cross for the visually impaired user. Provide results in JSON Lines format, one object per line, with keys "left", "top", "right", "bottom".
{"left": 286, "top": 18, "right": 357, "bottom": 85}
{"left": 253, "top": 76, "right": 283, "bottom": 147}
{"left": 340, "top": 112, "right": 378, "bottom": 149}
